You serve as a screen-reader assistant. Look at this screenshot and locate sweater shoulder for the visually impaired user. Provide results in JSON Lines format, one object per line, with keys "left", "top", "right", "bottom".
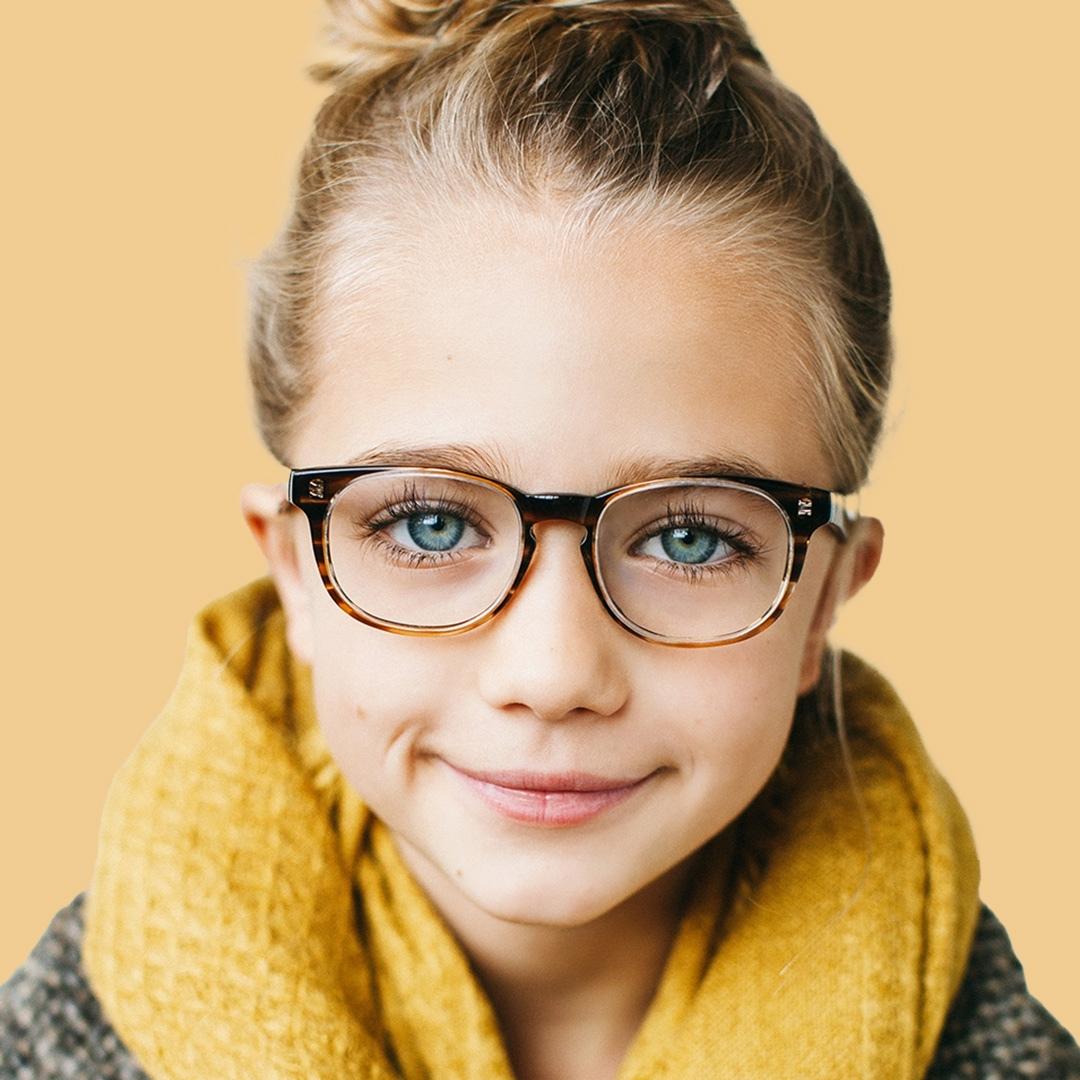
{"left": 0, "top": 891, "right": 151, "bottom": 1079}
{"left": 927, "top": 900, "right": 1080, "bottom": 1078}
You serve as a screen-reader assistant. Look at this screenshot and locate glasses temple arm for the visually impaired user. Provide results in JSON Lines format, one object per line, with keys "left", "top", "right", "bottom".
{"left": 828, "top": 491, "right": 861, "bottom": 540}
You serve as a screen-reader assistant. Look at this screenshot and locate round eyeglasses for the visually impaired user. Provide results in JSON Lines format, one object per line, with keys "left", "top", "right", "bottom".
{"left": 283, "top": 466, "right": 860, "bottom": 647}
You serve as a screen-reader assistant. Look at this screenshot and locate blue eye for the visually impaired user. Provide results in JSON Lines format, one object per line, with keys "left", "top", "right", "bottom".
{"left": 658, "top": 525, "right": 723, "bottom": 565}
{"left": 400, "top": 511, "right": 467, "bottom": 552}
{"left": 629, "top": 504, "right": 766, "bottom": 584}
{"left": 358, "top": 496, "right": 490, "bottom": 568}
{"left": 641, "top": 525, "right": 737, "bottom": 567}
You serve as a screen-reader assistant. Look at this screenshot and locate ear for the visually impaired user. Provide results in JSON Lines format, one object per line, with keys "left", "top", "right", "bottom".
{"left": 796, "top": 516, "right": 885, "bottom": 695}
{"left": 239, "top": 482, "right": 316, "bottom": 665}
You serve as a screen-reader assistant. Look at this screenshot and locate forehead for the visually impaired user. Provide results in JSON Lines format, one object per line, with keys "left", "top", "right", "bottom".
{"left": 294, "top": 207, "right": 832, "bottom": 492}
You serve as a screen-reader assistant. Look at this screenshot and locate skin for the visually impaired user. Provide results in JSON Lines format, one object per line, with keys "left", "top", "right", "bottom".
{"left": 240, "top": 205, "right": 884, "bottom": 1080}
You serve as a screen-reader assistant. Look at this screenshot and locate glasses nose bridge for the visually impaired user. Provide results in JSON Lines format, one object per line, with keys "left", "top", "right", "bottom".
{"left": 518, "top": 492, "right": 600, "bottom": 539}
{"left": 512, "top": 491, "right": 607, "bottom": 617}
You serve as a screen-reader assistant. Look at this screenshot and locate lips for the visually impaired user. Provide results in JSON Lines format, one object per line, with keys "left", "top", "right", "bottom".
{"left": 443, "top": 761, "right": 659, "bottom": 827}
{"left": 449, "top": 765, "right": 650, "bottom": 792}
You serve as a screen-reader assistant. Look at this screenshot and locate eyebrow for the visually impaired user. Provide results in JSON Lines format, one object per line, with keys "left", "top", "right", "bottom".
{"left": 340, "top": 441, "right": 782, "bottom": 490}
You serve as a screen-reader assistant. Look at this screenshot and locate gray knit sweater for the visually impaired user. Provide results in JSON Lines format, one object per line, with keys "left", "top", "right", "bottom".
{"left": 2, "top": 892, "right": 1078, "bottom": 1078}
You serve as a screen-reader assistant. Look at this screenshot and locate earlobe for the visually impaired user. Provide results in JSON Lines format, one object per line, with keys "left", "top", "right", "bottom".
{"left": 844, "top": 516, "right": 885, "bottom": 606}
{"left": 795, "top": 517, "right": 885, "bottom": 696}
{"left": 239, "top": 482, "right": 316, "bottom": 665}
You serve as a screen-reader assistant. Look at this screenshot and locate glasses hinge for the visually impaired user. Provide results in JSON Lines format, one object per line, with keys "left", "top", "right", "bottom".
{"left": 829, "top": 491, "right": 861, "bottom": 533}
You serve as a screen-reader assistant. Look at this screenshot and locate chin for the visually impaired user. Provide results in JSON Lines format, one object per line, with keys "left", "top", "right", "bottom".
{"left": 457, "top": 858, "right": 641, "bottom": 928}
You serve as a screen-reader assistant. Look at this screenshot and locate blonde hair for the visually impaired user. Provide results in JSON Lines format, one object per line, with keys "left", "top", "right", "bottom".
{"left": 247, "top": 0, "right": 892, "bottom": 493}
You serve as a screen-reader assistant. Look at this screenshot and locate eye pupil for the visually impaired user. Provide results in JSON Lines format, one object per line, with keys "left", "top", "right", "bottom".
{"left": 407, "top": 512, "right": 465, "bottom": 551}
{"left": 661, "top": 526, "right": 719, "bottom": 565}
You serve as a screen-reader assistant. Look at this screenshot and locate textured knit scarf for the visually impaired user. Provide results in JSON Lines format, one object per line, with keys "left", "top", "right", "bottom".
{"left": 82, "top": 576, "right": 980, "bottom": 1079}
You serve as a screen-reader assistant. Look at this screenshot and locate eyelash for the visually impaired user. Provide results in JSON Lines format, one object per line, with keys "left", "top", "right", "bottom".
{"left": 350, "top": 489, "right": 767, "bottom": 580}
{"left": 350, "top": 486, "right": 491, "bottom": 569}
{"left": 630, "top": 501, "right": 766, "bottom": 582}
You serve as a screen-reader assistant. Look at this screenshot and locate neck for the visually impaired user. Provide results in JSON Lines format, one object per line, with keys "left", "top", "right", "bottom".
{"left": 393, "top": 836, "right": 719, "bottom": 1079}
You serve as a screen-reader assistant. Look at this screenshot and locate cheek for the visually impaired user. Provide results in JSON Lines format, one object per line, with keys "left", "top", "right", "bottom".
{"left": 305, "top": 597, "right": 463, "bottom": 810}
{"left": 644, "top": 622, "right": 809, "bottom": 812}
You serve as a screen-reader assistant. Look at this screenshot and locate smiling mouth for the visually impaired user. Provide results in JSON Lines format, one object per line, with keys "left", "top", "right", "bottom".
{"left": 443, "top": 762, "right": 661, "bottom": 827}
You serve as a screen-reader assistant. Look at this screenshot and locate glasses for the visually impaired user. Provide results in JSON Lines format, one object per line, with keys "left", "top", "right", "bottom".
{"left": 283, "top": 466, "right": 860, "bottom": 648}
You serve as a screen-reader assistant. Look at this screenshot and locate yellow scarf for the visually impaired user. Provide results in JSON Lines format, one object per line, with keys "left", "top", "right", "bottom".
{"left": 82, "top": 577, "right": 980, "bottom": 1079}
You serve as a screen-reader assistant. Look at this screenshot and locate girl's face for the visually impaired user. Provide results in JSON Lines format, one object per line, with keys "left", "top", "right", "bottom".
{"left": 244, "top": 206, "right": 883, "bottom": 928}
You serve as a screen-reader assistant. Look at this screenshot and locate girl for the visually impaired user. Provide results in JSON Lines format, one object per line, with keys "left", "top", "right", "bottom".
{"left": 3, "top": 1, "right": 1077, "bottom": 1077}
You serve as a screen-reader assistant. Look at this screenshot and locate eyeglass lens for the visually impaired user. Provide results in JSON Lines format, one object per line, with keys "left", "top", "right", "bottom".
{"left": 325, "top": 472, "right": 793, "bottom": 641}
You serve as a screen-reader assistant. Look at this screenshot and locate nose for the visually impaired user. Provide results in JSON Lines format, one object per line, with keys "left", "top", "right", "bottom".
{"left": 474, "top": 520, "right": 630, "bottom": 723}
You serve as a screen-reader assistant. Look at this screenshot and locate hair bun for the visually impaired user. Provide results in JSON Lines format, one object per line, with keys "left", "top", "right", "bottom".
{"left": 310, "top": 0, "right": 470, "bottom": 84}
{"left": 310, "top": 0, "right": 766, "bottom": 89}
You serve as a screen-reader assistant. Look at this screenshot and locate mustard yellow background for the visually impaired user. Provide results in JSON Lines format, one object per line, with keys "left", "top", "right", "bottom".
{"left": 3, "top": 0, "right": 1077, "bottom": 1035}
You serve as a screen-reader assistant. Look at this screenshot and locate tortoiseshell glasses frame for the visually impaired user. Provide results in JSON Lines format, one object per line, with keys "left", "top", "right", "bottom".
{"left": 282, "top": 466, "right": 860, "bottom": 648}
